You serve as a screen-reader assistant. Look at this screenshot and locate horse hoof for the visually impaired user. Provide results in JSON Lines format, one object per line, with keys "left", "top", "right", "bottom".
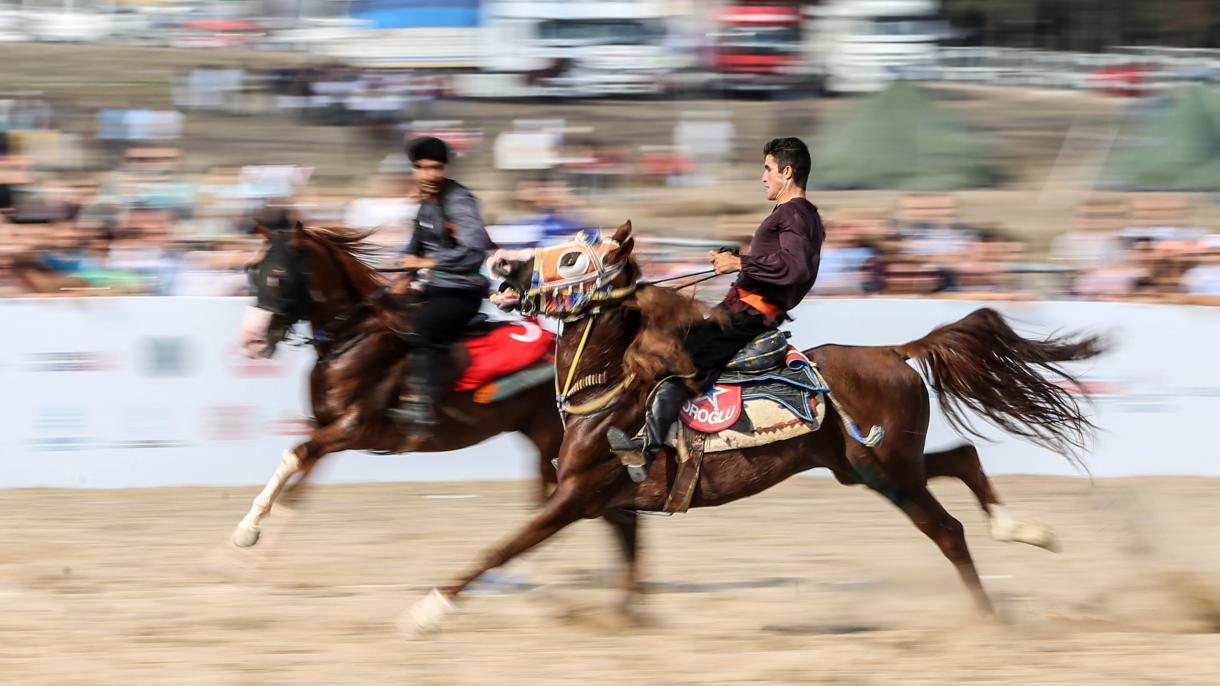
{"left": 232, "top": 526, "right": 261, "bottom": 548}
{"left": 992, "top": 519, "right": 1059, "bottom": 553}
{"left": 1022, "top": 525, "right": 1060, "bottom": 553}
{"left": 626, "top": 465, "right": 648, "bottom": 483}
{"left": 398, "top": 588, "right": 454, "bottom": 638}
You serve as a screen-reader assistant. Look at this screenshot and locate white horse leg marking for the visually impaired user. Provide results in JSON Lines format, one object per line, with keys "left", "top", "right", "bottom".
{"left": 233, "top": 449, "right": 303, "bottom": 547}
{"left": 398, "top": 588, "right": 455, "bottom": 638}
{"left": 988, "top": 504, "right": 1060, "bottom": 552}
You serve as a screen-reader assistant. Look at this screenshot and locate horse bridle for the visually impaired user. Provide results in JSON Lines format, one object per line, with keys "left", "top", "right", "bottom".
{"left": 518, "top": 228, "right": 637, "bottom": 320}
{"left": 511, "top": 229, "right": 642, "bottom": 423}
{"left": 249, "top": 229, "right": 411, "bottom": 355}
{"left": 249, "top": 230, "right": 313, "bottom": 325}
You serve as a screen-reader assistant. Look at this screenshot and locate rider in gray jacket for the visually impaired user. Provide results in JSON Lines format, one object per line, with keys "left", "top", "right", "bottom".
{"left": 387, "top": 136, "right": 491, "bottom": 432}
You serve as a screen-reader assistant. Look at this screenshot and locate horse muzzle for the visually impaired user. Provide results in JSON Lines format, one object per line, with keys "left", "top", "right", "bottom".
{"left": 238, "top": 307, "right": 281, "bottom": 359}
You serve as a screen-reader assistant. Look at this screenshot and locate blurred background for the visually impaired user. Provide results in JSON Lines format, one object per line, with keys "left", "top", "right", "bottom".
{"left": 3, "top": 5, "right": 1220, "bottom": 682}
{"left": 0, "top": 0, "right": 1217, "bottom": 303}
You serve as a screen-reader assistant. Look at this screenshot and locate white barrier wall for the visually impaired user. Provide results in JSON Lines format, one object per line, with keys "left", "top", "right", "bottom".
{"left": 0, "top": 297, "right": 1216, "bottom": 487}
{"left": 794, "top": 299, "right": 1220, "bottom": 477}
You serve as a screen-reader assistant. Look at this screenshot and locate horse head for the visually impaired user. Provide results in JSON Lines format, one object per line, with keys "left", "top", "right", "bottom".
{"left": 489, "top": 220, "right": 637, "bottom": 319}
{"left": 239, "top": 221, "right": 383, "bottom": 358}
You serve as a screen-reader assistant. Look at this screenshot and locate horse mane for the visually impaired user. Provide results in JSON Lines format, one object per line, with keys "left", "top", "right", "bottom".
{"left": 300, "top": 224, "right": 387, "bottom": 296}
{"left": 622, "top": 281, "right": 725, "bottom": 390}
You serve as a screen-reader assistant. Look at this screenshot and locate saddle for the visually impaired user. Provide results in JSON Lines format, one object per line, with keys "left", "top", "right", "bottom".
{"left": 393, "top": 316, "right": 554, "bottom": 405}
{"left": 454, "top": 317, "right": 555, "bottom": 400}
{"left": 677, "top": 330, "right": 828, "bottom": 443}
{"left": 661, "top": 330, "right": 829, "bottom": 513}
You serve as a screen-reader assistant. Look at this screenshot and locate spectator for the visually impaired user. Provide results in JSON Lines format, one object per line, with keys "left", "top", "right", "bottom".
{"left": 813, "top": 232, "right": 876, "bottom": 296}
{"left": 103, "top": 207, "right": 183, "bottom": 295}
{"left": 1072, "top": 236, "right": 1154, "bottom": 299}
{"left": 342, "top": 173, "right": 419, "bottom": 262}
{"left": 1181, "top": 240, "right": 1220, "bottom": 297}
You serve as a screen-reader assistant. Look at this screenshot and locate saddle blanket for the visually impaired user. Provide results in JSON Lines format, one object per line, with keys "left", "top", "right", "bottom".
{"left": 455, "top": 318, "right": 554, "bottom": 392}
{"left": 673, "top": 347, "right": 828, "bottom": 454}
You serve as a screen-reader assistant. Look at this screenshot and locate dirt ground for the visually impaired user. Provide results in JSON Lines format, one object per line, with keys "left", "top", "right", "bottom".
{"left": 2, "top": 475, "right": 1219, "bottom": 685}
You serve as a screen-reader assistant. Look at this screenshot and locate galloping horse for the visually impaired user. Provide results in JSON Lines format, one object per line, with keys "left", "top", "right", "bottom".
{"left": 231, "top": 222, "right": 640, "bottom": 556}
{"left": 403, "top": 221, "right": 1105, "bottom": 632}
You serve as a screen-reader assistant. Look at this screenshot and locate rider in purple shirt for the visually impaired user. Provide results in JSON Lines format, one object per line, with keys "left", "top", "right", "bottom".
{"left": 609, "top": 137, "right": 825, "bottom": 482}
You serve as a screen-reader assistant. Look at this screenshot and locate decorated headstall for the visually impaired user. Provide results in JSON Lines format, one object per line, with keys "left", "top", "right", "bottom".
{"left": 521, "top": 228, "right": 635, "bottom": 319}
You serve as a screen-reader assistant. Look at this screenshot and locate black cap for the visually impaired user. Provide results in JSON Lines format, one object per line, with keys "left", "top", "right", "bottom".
{"left": 406, "top": 136, "right": 450, "bottom": 165}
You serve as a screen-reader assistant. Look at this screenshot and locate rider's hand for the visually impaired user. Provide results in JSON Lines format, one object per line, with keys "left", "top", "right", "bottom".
{"left": 400, "top": 255, "right": 436, "bottom": 270}
{"left": 708, "top": 250, "right": 742, "bottom": 275}
{"left": 490, "top": 288, "right": 521, "bottom": 310}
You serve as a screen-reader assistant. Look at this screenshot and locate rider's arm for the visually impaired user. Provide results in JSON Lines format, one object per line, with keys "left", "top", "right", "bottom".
{"left": 430, "top": 191, "right": 489, "bottom": 274}
{"left": 739, "top": 207, "right": 817, "bottom": 286}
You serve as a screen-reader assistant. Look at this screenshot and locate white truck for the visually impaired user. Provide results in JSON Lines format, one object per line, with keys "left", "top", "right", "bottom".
{"left": 462, "top": 0, "right": 679, "bottom": 98}
{"left": 803, "top": 0, "right": 945, "bottom": 94}
{"left": 307, "top": 0, "right": 679, "bottom": 98}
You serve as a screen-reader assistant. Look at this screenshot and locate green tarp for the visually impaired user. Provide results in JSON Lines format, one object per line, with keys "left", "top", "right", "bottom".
{"left": 809, "top": 82, "right": 1003, "bottom": 191}
{"left": 1101, "top": 85, "right": 1220, "bottom": 191}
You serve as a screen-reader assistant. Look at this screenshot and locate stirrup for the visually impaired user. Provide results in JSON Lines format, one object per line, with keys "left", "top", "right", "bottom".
{"left": 389, "top": 396, "right": 436, "bottom": 429}
{"left": 606, "top": 427, "right": 649, "bottom": 484}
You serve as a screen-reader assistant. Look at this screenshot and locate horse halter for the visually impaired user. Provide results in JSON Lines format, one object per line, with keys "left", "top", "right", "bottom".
{"left": 520, "top": 228, "right": 636, "bottom": 320}
{"left": 249, "top": 230, "right": 313, "bottom": 331}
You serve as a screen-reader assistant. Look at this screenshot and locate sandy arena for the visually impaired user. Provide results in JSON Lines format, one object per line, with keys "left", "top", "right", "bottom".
{"left": 2, "top": 475, "right": 1219, "bottom": 685}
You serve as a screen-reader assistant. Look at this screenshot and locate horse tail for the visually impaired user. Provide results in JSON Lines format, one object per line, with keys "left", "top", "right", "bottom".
{"left": 894, "top": 307, "right": 1106, "bottom": 469}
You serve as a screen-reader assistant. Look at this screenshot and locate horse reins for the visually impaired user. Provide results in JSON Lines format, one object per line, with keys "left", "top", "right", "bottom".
{"left": 553, "top": 312, "right": 637, "bottom": 426}
{"left": 284, "top": 265, "right": 407, "bottom": 352}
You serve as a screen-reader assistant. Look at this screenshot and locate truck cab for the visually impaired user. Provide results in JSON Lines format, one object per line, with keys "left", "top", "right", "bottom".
{"left": 805, "top": 0, "right": 944, "bottom": 94}
{"left": 711, "top": 3, "right": 807, "bottom": 94}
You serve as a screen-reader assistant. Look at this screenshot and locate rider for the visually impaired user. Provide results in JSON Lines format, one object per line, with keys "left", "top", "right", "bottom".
{"left": 608, "top": 137, "right": 826, "bottom": 481}
{"left": 387, "top": 136, "right": 491, "bottom": 431}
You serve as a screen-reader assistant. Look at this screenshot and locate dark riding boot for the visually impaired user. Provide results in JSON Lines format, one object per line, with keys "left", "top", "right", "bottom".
{"left": 388, "top": 341, "right": 438, "bottom": 434}
{"left": 607, "top": 378, "right": 689, "bottom": 484}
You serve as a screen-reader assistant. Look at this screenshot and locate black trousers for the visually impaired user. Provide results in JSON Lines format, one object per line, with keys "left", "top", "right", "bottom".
{"left": 681, "top": 304, "right": 772, "bottom": 391}
{"left": 410, "top": 286, "right": 483, "bottom": 349}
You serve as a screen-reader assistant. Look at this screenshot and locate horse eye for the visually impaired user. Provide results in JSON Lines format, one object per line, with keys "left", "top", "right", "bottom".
{"left": 559, "top": 252, "right": 580, "bottom": 268}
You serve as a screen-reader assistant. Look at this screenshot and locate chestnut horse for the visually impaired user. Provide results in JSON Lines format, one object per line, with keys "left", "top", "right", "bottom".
{"left": 402, "top": 221, "right": 1105, "bottom": 633}
{"left": 231, "top": 222, "right": 639, "bottom": 556}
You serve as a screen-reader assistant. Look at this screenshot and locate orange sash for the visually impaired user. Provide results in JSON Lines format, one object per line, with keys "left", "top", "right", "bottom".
{"left": 736, "top": 288, "right": 782, "bottom": 319}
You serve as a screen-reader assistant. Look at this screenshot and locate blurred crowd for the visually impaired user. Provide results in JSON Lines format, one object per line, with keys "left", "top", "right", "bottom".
{"left": 4, "top": 61, "right": 1219, "bottom": 304}
{"left": 809, "top": 195, "right": 1220, "bottom": 304}
{"left": 3, "top": 132, "right": 1218, "bottom": 304}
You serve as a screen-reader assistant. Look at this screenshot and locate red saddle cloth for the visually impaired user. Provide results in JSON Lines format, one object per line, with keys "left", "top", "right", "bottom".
{"left": 454, "top": 318, "right": 555, "bottom": 392}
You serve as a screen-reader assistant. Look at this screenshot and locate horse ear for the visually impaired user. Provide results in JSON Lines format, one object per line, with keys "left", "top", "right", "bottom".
{"left": 289, "top": 221, "right": 308, "bottom": 246}
{"left": 611, "top": 235, "right": 635, "bottom": 263}
{"left": 610, "top": 220, "right": 632, "bottom": 244}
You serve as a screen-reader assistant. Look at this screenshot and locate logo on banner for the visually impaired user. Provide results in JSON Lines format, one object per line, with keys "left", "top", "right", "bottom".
{"left": 265, "top": 415, "right": 313, "bottom": 436}
{"left": 140, "top": 337, "right": 192, "bottom": 377}
{"left": 31, "top": 407, "right": 91, "bottom": 452}
{"left": 22, "top": 351, "right": 117, "bottom": 373}
{"left": 1054, "top": 376, "right": 1122, "bottom": 398}
{"left": 203, "top": 405, "right": 258, "bottom": 441}
{"left": 111, "top": 406, "right": 187, "bottom": 450}
{"left": 226, "top": 343, "right": 287, "bottom": 378}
